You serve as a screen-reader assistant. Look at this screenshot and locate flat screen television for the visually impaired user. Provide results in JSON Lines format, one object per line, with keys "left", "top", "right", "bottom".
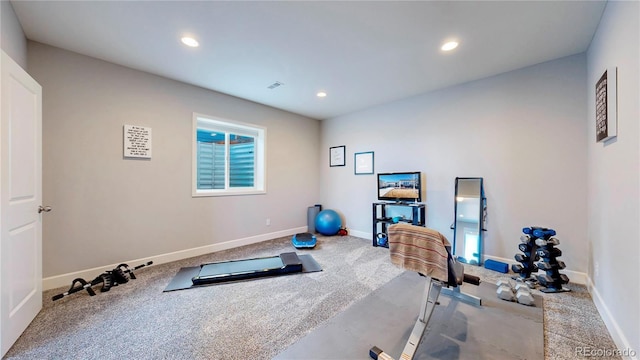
{"left": 377, "top": 172, "right": 422, "bottom": 203}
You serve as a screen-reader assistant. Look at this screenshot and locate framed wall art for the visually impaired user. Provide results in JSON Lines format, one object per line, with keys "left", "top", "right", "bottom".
{"left": 330, "top": 145, "right": 346, "bottom": 167}
{"left": 595, "top": 67, "right": 617, "bottom": 143}
{"left": 123, "top": 124, "right": 152, "bottom": 159}
{"left": 354, "top": 151, "right": 374, "bottom": 175}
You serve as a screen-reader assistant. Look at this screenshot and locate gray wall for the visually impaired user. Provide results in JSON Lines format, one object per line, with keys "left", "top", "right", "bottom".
{"left": 1, "top": 0, "right": 27, "bottom": 67}
{"left": 8, "top": 2, "right": 639, "bottom": 353}
{"left": 586, "top": 1, "right": 639, "bottom": 354}
{"left": 320, "top": 54, "right": 588, "bottom": 275}
{"left": 27, "top": 42, "right": 320, "bottom": 278}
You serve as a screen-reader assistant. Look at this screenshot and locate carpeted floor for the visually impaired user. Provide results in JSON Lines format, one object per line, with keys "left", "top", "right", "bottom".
{"left": 463, "top": 265, "right": 622, "bottom": 360}
{"left": 276, "top": 271, "right": 544, "bottom": 359}
{"left": 3, "top": 235, "right": 621, "bottom": 360}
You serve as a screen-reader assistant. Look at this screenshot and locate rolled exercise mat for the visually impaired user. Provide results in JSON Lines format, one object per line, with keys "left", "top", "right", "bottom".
{"left": 307, "top": 205, "right": 321, "bottom": 233}
{"left": 484, "top": 259, "right": 509, "bottom": 273}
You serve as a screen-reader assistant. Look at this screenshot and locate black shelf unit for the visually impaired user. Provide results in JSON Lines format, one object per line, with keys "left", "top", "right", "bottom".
{"left": 372, "top": 202, "right": 426, "bottom": 247}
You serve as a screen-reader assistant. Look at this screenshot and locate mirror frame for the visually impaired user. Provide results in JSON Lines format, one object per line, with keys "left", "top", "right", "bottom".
{"left": 452, "top": 177, "right": 486, "bottom": 265}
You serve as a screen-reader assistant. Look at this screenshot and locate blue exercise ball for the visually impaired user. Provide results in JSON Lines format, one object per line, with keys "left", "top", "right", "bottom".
{"left": 315, "top": 209, "right": 342, "bottom": 236}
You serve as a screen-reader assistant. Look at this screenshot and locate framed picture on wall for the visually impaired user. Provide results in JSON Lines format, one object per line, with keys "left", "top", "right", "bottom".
{"left": 123, "top": 125, "right": 152, "bottom": 159}
{"left": 330, "top": 145, "right": 346, "bottom": 167}
{"left": 354, "top": 151, "right": 374, "bottom": 175}
{"left": 595, "top": 67, "right": 617, "bottom": 143}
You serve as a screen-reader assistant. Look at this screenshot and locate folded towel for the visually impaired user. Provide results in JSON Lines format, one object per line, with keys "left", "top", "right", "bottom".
{"left": 388, "top": 223, "right": 450, "bottom": 282}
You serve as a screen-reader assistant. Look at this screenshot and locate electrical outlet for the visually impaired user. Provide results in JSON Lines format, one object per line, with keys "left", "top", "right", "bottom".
{"left": 594, "top": 261, "right": 599, "bottom": 277}
{"left": 266, "top": 218, "right": 271, "bottom": 226}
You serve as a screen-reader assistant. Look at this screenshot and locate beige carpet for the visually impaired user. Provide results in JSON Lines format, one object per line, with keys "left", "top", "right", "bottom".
{"left": 3, "top": 234, "right": 621, "bottom": 359}
{"left": 5, "top": 235, "right": 404, "bottom": 359}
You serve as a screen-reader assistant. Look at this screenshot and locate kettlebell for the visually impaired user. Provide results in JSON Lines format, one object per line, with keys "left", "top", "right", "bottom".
{"left": 376, "top": 233, "right": 388, "bottom": 246}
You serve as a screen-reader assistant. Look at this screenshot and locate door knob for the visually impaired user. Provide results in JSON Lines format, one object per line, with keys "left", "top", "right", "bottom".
{"left": 38, "top": 205, "right": 52, "bottom": 213}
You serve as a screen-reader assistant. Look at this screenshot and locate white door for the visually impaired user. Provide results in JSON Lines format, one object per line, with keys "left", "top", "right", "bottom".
{"left": 1, "top": 50, "right": 43, "bottom": 357}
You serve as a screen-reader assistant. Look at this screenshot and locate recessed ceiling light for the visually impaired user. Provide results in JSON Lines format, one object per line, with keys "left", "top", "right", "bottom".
{"left": 317, "top": 91, "right": 327, "bottom": 98}
{"left": 441, "top": 41, "right": 459, "bottom": 52}
{"left": 181, "top": 36, "right": 199, "bottom": 47}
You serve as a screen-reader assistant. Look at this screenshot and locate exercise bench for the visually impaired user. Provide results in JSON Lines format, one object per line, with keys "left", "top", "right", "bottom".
{"left": 369, "top": 223, "right": 481, "bottom": 360}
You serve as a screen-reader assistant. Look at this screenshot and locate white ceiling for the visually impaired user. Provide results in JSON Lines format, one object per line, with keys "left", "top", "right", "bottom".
{"left": 11, "top": 0, "right": 606, "bottom": 120}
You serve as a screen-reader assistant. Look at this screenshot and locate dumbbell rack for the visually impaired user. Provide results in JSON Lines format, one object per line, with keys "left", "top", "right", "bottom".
{"left": 534, "top": 228, "right": 570, "bottom": 293}
{"left": 511, "top": 227, "right": 540, "bottom": 281}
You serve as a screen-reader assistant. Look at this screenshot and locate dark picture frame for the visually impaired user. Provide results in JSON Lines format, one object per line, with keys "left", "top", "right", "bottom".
{"left": 329, "top": 145, "right": 346, "bottom": 167}
{"left": 596, "top": 67, "right": 617, "bottom": 143}
{"left": 354, "top": 151, "right": 374, "bottom": 175}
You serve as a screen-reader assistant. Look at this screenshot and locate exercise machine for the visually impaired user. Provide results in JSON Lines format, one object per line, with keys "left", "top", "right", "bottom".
{"left": 52, "top": 261, "right": 152, "bottom": 301}
{"left": 191, "top": 252, "right": 302, "bottom": 285}
{"left": 369, "top": 224, "right": 481, "bottom": 360}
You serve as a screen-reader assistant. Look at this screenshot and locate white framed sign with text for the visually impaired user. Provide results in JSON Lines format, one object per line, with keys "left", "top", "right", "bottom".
{"left": 124, "top": 125, "right": 152, "bottom": 159}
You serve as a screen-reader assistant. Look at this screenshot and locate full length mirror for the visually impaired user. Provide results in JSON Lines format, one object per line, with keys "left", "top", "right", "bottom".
{"left": 453, "top": 177, "right": 486, "bottom": 265}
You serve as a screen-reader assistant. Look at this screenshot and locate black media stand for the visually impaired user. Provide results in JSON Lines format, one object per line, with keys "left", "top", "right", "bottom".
{"left": 372, "top": 202, "right": 426, "bottom": 247}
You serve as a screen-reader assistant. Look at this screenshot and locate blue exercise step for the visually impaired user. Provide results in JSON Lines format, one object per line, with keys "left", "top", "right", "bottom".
{"left": 292, "top": 233, "right": 317, "bottom": 249}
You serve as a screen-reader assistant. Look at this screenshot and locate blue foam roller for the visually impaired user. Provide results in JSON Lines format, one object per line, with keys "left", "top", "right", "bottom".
{"left": 484, "top": 259, "right": 509, "bottom": 273}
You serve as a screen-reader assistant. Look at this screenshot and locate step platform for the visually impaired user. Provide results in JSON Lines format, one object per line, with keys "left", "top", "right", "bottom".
{"left": 292, "top": 232, "right": 317, "bottom": 248}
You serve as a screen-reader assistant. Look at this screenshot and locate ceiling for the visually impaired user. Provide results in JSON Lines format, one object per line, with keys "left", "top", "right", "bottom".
{"left": 10, "top": 1, "right": 606, "bottom": 120}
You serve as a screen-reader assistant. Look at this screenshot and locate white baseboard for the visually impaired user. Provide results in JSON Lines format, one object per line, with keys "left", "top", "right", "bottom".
{"left": 587, "top": 278, "right": 639, "bottom": 360}
{"left": 347, "top": 229, "right": 370, "bottom": 241}
{"left": 43, "top": 226, "right": 307, "bottom": 291}
{"left": 483, "top": 254, "right": 587, "bottom": 285}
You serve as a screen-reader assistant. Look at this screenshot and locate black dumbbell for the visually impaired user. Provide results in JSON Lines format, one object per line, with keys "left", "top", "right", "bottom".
{"left": 518, "top": 243, "right": 532, "bottom": 253}
{"left": 512, "top": 264, "right": 523, "bottom": 273}
{"left": 535, "top": 237, "right": 560, "bottom": 247}
{"left": 514, "top": 253, "right": 529, "bottom": 263}
{"left": 537, "top": 261, "right": 566, "bottom": 270}
{"left": 537, "top": 274, "right": 553, "bottom": 287}
{"left": 537, "top": 247, "right": 562, "bottom": 259}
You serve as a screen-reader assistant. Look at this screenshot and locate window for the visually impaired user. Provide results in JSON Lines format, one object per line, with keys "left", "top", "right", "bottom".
{"left": 192, "top": 113, "right": 266, "bottom": 197}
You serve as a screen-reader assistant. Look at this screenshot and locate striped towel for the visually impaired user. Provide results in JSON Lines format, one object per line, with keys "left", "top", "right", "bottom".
{"left": 388, "top": 223, "right": 450, "bottom": 282}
